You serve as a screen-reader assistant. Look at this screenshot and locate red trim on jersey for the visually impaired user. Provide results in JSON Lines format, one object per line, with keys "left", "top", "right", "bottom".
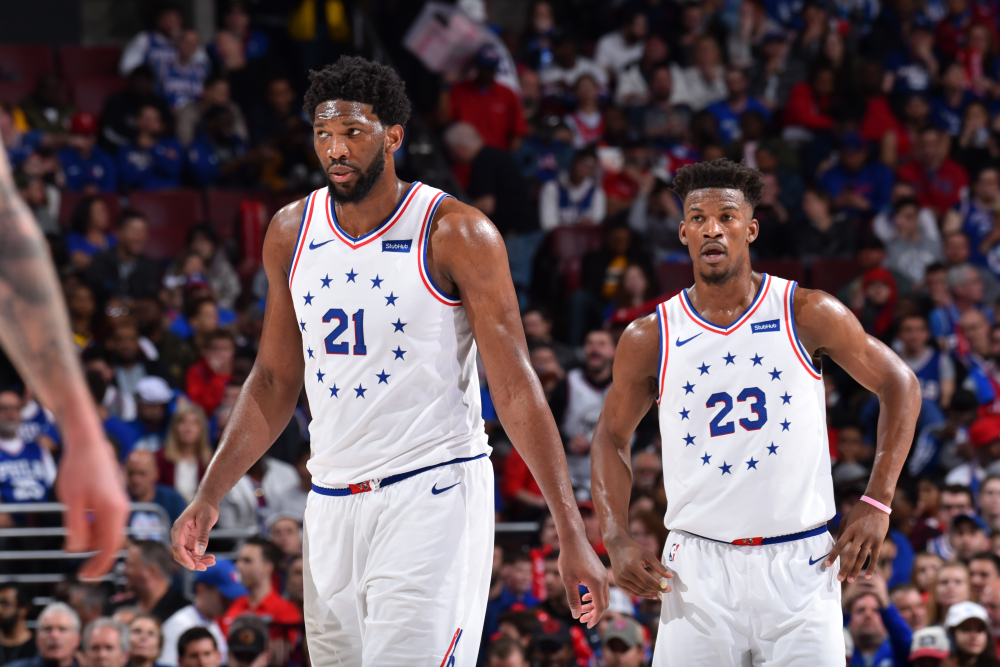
{"left": 657, "top": 302, "right": 668, "bottom": 405}
{"left": 288, "top": 192, "right": 317, "bottom": 289}
{"left": 678, "top": 274, "right": 772, "bottom": 335}
{"left": 326, "top": 182, "right": 423, "bottom": 250}
{"left": 783, "top": 281, "right": 822, "bottom": 379}
{"left": 438, "top": 628, "right": 462, "bottom": 667}
{"left": 418, "top": 192, "right": 462, "bottom": 307}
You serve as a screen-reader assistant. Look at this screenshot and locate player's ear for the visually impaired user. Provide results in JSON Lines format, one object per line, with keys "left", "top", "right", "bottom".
{"left": 678, "top": 218, "right": 688, "bottom": 246}
{"left": 384, "top": 124, "right": 405, "bottom": 154}
{"left": 747, "top": 217, "right": 759, "bottom": 244}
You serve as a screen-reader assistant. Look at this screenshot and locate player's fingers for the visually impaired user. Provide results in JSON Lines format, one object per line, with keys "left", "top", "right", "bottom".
{"left": 836, "top": 540, "right": 861, "bottom": 582}
{"left": 561, "top": 573, "right": 583, "bottom": 619}
{"left": 864, "top": 541, "right": 881, "bottom": 580}
{"left": 62, "top": 501, "right": 89, "bottom": 554}
{"left": 78, "top": 497, "right": 129, "bottom": 580}
{"left": 582, "top": 574, "right": 609, "bottom": 628}
{"left": 644, "top": 554, "right": 673, "bottom": 581}
{"left": 825, "top": 532, "right": 852, "bottom": 568}
{"left": 624, "top": 565, "right": 665, "bottom": 598}
{"left": 171, "top": 522, "right": 198, "bottom": 570}
{"left": 846, "top": 540, "right": 873, "bottom": 582}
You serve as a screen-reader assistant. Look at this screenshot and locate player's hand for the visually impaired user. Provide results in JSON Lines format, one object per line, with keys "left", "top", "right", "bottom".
{"left": 171, "top": 499, "right": 219, "bottom": 571}
{"left": 56, "top": 436, "right": 130, "bottom": 580}
{"left": 558, "top": 532, "right": 609, "bottom": 629}
{"left": 606, "top": 534, "right": 673, "bottom": 600}
{"left": 826, "top": 500, "right": 890, "bottom": 583}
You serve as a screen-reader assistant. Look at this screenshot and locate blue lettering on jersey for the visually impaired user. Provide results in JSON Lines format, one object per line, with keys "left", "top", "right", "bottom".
{"left": 382, "top": 239, "right": 412, "bottom": 253}
{"left": 751, "top": 319, "right": 780, "bottom": 333}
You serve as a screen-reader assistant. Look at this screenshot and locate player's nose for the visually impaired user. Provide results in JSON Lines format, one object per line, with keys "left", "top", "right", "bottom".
{"left": 701, "top": 216, "right": 725, "bottom": 237}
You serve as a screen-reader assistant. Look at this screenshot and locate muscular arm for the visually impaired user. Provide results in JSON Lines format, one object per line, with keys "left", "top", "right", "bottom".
{"left": 590, "top": 316, "right": 673, "bottom": 599}
{"left": 0, "top": 148, "right": 128, "bottom": 577}
{"left": 172, "top": 202, "right": 306, "bottom": 570}
{"left": 430, "top": 198, "right": 608, "bottom": 625}
{"left": 795, "top": 288, "right": 921, "bottom": 581}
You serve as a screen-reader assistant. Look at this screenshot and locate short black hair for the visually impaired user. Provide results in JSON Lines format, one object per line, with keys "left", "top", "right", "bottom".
{"left": 242, "top": 536, "right": 283, "bottom": 571}
{"left": 303, "top": 56, "right": 411, "bottom": 128}
{"left": 671, "top": 159, "right": 764, "bottom": 209}
{"left": 942, "top": 484, "right": 975, "bottom": 505}
{"left": 970, "top": 552, "right": 1000, "bottom": 576}
{"left": 892, "top": 196, "right": 920, "bottom": 216}
{"left": 178, "top": 627, "right": 216, "bottom": 658}
{"left": 117, "top": 209, "right": 148, "bottom": 231}
{"left": 0, "top": 583, "right": 27, "bottom": 610}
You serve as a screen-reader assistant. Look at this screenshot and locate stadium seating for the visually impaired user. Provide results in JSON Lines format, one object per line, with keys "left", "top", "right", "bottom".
{"left": 128, "top": 190, "right": 203, "bottom": 260}
{"left": 656, "top": 262, "right": 695, "bottom": 294}
{"left": 808, "top": 258, "right": 861, "bottom": 294}
{"left": 0, "top": 81, "right": 33, "bottom": 107}
{"left": 755, "top": 259, "right": 805, "bottom": 284}
{"left": 57, "top": 192, "right": 123, "bottom": 228}
{"left": 0, "top": 44, "right": 54, "bottom": 86}
{"left": 58, "top": 45, "right": 122, "bottom": 79}
{"left": 70, "top": 75, "right": 126, "bottom": 115}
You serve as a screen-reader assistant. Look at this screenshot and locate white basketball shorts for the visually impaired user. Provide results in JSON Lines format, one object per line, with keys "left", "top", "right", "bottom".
{"left": 653, "top": 527, "right": 844, "bottom": 666}
{"left": 303, "top": 454, "right": 494, "bottom": 666}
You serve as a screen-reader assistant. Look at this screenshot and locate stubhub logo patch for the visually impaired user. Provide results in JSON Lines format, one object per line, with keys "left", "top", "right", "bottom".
{"left": 382, "top": 239, "right": 412, "bottom": 253}
{"left": 751, "top": 319, "right": 780, "bottom": 333}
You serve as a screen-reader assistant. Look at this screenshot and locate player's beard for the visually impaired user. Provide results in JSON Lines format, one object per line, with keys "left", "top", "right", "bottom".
{"left": 327, "top": 143, "right": 386, "bottom": 205}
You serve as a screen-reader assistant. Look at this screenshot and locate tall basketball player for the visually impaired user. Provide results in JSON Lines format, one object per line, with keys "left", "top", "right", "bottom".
{"left": 170, "top": 57, "right": 608, "bottom": 664}
{"left": 0, "top": 138, "right": 128, "bottom": 577}
{"left": 591, "top": 159, "right": 921, "bottom": 664}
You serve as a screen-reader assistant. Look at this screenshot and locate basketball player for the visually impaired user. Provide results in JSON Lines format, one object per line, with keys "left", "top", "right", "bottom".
{"left": 590, "top": 159, "right": 921, "bottom": 664}
{"left": 0, "top": 142, "right": 128, "bottom": 577}
{"left": 170, "top": 57, "right": 608, "bottom": 665}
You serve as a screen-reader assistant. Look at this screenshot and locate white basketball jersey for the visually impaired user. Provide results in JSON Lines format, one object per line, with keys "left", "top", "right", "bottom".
{"left": 288, "top": 183, "right": 489, "bottom": 486}
{"left": 655, "top": 274, "right": 834, "bottom": 541}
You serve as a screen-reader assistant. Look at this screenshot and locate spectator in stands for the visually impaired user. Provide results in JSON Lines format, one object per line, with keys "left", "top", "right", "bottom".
{"left": 884, "top": 197, "right": 944, "bottom": 286}
{"left": 66, "top": 197, "right": 115, "bottom": 271}
{"left": 0, "top": 584, "right": 35, "bottom": 664}
{"left": 820, "top": 133, "right": 894, "bottom": 216}
{"left": 211, "top": 31, "right": 264, "bottom": 119}
{"left": 782, "top": 65, "right": 836, "bottom": 131}
{"left": 930, "top": 562, "right": 974, "bottom": 624}
{"left": 267, "top": 442, "right": 310, "bottom": 523}
{"left": 945, "top": 601, "right": 999, "bottom": 665}
{"left": 601, "top": 617, "right": 645, "bottom": 667}
{"left": 157, "top": 29, "right": 209, "bottom": 111}
{"left": 884, "top": 22, "right": 938, "bottom": 99}
{"left": 68, "top": 585, "right": 107, "bottom": 634}
{"left": 284, "top": 555, "right": 303, "bottom": 612}
{"left": 107, "top": 324, "right": 173, "bottom": 423}
{"left": 795, "top": 188, "right": 857, "bottom": 263}
{"left": 705, "top": 67, "right": 770, "bottom": 144}
{"left": 488, "top": 552, "right": 540, "bottom": 627}
{"left": 550, "top": 329, "right": 614, "bottom": 495}
{"left": 120, "top": 541, "right": 186, "bottom": 622}
{"left": 14, "top": 170, "right": 59, "bottom": 237}
{"left": 595, "top": 10, "right": 646, "bottom": 77}
{"left": 82, "top": 618, "right": 129, "bottom": 667}
{"left": 225, "top": 616, "right": 268, "bottom": 667}
{"left": 8, "top": 603, "right": 79, "bottom": 667}
{"left": 748, "top": 30, "right": 804, "bottom": 111}
{"left": 951, "top": 515, "right": 992, "bottom": 563}
{"left": 217, "top": 454, "right": 298, "bottom": 532}
{"left": 176, "top": 628, "right": 221, "bottom": 667}
{"left": 59, "top": 113, "right": 117, "bottom": 194}
{"left": 528, "top": 616, "right": 575, "bottom": 667}
{"left": 970, "top": 553, "right": 1000, "bottom": 603}
{"left": 486, "top": 636, "right": 529, "bottom": 667}
{"left": 0, "top": 386, "right": 57, "bottom": 510}
{"left": 671, "top": 35, "right": 726, "bottom": 111}
{"left": 890, "top": 584, "right": 928, "bottom": 631}
{"left": 932, "top": 62, "right": 975, "bottom": 138}
{"left": 159, "top": 559, "right": 245, "bottom": 667}
{"left": 185, "top": 330, "right": 235, "bottom": 416}
{"left": 523, "top": 305, "right": 576, "bottom": 371}
{"left": 954, "top": 101, "right": 1000, "bottom": 177}
{"left": 614, "top": 35, "right": 668, "bottom": 110}
{"left": 897, "top": 126, "right": 970, "bottom": 219}
{"left": 266, "top": 514, "right": 302, "bottom": 564}
{"left": 120, "top": 3, "right": 199, "bottom": 77}
{"left": 897, "top": 314, "right": 955, "bottom": 407}
{"left": 927, "top": 485, "right": 977, "bottom": 558}
{"left": 101, "top": 65, "right": 174, "bottom": 149}
{"left": 945, "top": 233, "right": 1000, "bottom": 307}
{"left": 539, "top": 32, "right": 608, "bottom": 104}
{"left": 639, "top": 63, "right": 680, "bottom": 142}
{"left": 538, "top": 147, "right": 606, "bottom": 231}
{"left": 176, "top": 75, "right": 248, "bottom": 148}
{"left": 221, "top": 538, "right": 302, "bottom": 649}
{"left": 844, "top": 576, "right": 913, "bottom": 667}
{"left": 86, "top": 210, "right": 161, "bottom": 308}
{"left": 19, "top": 73, "right": 72, "bottom": 135}
{"left": 127, "top": 614, "right": 163, "bottom": 667}
{"left": 156, "top": 402, "right": 210, "bottom": 503}
{"left": 945, "top": 168, "right": 1000, "bottom": 269}
{"left": 186, "top": 105, "right": 258, "bottom": 188}
{"left": 246, "top": 75, "right": 297, "bottom": 149}
{"left": 117, "top": 105, "right": 183, "bottom": 191}
{"left": 446, "top": 45, "right": 527, "bottom": 153}
{"left": 125, "top": 450, "right": 186, "bottom": 541}
{"left": 981, "top": 476, "right": 1000, "bottom": 533}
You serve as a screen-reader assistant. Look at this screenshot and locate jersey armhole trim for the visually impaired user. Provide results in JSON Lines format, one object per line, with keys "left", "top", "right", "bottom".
{"left": 288, "top": 191, "right": 316, "bottom": 289}
{"left": 784, "top": 281, "right": 822, "bottom": 379}
{"left": 656, "top": 302, "right": 668, "bottom": 404}
{"left": 418, "top": 192, "right": 462, "bottom": 306}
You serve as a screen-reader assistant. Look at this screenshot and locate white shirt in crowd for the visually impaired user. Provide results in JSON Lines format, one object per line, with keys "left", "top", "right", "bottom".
{"left": 217, "top": 457, "right": 300, "bottom": 533}
{"left": 594, "top": 31, "right": 644, "bottom": 76}
{"left": 539, "top": 174, "right": 607, "bottom": 231}
{"left": 539, "top": 57, "right": 608, "bottom": 98}
{"left": 670, "top": 65, "right": 727, "bottom": 111}
{"left": 158, "top": 604, "right": 229, "bottom": 667}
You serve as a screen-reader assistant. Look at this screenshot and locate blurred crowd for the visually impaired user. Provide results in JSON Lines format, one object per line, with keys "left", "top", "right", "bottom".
{"left": 7, "top": 0, "right": 1000, "bottom": 664}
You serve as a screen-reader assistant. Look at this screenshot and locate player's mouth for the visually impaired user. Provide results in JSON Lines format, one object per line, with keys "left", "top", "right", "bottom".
{"left": 700, "top": 245, "right": 727, "bottom": 264}
{"left": 327, "top": 166, "right": 357, "bottom": 183}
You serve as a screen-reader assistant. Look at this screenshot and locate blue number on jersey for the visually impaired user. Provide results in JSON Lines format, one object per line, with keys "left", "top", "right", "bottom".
{"left": 737, "top": 387, "right": 767, "bottom": 431}
{"left": 707, "top": 392, "right": 735, "bottom": 436}
{"left": 708, "top": 388, "right": 768, "bottom": 436}
{"left": 323, "top": 308, "right": 368, "bottom": 355}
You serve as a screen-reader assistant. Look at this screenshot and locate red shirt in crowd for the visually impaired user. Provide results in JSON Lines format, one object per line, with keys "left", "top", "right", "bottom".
{"left": 896, "top": 158, "right": 969, "bottom": 217}
{"left": 184, "top": 358, "right": 231, "bottom": 417}
{"left": 220, "top": 589, "right": 303, "bottom": 645}
{"left": 449, "top": 80, "right": 528, "bottom": 151}
{"left": 860, "top": 96, "right": 911, "bottom": 158}
{"left": 501, "top": 447, "right": 543, "bottom": 503}
{"left": 782, "top": 82, "right": 834, "bottom": 130}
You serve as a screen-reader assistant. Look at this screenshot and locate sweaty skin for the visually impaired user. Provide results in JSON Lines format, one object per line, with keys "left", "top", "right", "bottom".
{"left": 171, "top": 99, "right": 609, "bottom": 626}
{"left": 590, "top": 186, "right": 921, "bottom": 600}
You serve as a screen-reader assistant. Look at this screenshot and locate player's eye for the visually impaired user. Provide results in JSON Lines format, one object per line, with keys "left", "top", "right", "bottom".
{"left": 316, "top": 131, "right": 329, "bottom": 138}
{"left": 348, "top": 129, "right": 362, "bottom": 136}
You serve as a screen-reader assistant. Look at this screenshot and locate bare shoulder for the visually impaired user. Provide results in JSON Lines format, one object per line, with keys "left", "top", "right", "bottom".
{"left": 431, "top": 196, "right": 503, "bottom": 249}
{"left": 615, "top": 313, "right": 660, "bottom": 381}
{"left": 791, "top": 285, "right": 862, "bottom": 351}
{"left": 264, "top": 196, "right": 310, "bottom": 270}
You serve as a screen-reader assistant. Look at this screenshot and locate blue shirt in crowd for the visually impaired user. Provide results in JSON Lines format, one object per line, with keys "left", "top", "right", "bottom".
{"left": 819, "top": 162, "right": 895, "bottom": 216}
{"left": 704, "top": 98, "right": 771, "bottom": 144}
{"left": 59, "top": 146, "right": 118, "bottom": 193}
{"left": 118, "top": 138, "right": 183, "bottom": 190}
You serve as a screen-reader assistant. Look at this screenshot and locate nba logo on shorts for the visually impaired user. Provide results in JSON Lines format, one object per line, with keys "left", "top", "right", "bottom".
{"left": 668, "top": 544, "right": 680, "bottom": 562}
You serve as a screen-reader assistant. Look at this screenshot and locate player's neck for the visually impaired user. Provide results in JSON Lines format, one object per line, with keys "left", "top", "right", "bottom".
{"left": 687, "top": 264, "right": 761, "bottom": 328}
{"left": 332, "top": 174, "right": 407, "bottom": 239}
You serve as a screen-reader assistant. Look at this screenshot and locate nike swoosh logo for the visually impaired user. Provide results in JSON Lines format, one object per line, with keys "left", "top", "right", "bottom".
{"left": 675, "top": 334, "right": 703, "bottom": 347}
{"left": 809, "top": 552, "right": 830, "bottom": 566}
{"left": 309, "top": 239, "right": 334, "bottom": 250}
{"left": 431, "top": 482, "right": 460, "bottom": 495}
